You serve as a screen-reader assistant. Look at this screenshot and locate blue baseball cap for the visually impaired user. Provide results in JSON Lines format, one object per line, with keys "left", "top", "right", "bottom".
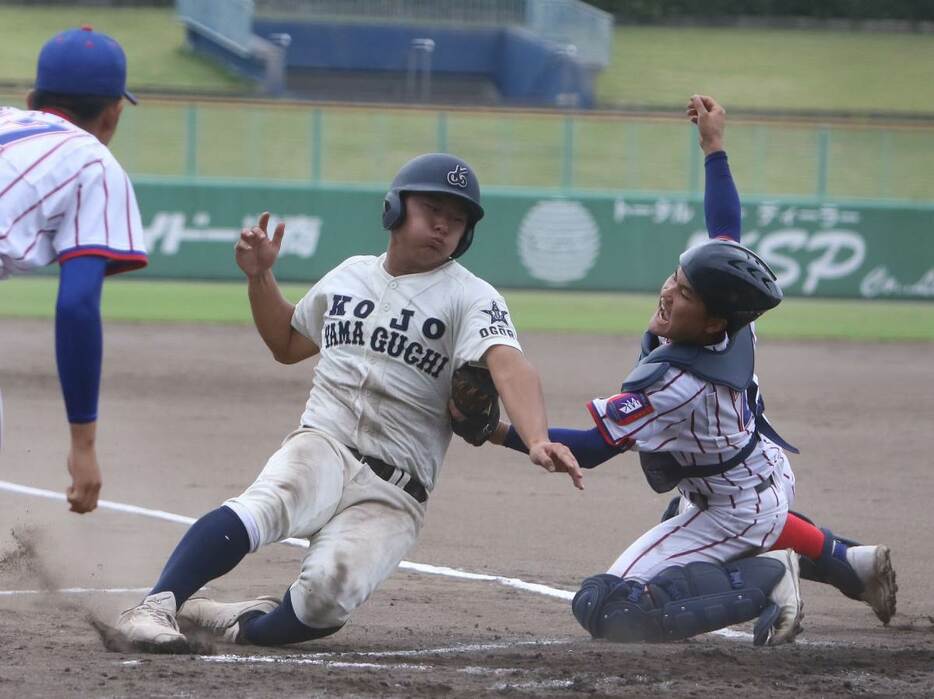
{"left": 35, "top": 26, "right": 137, "bottom": 105}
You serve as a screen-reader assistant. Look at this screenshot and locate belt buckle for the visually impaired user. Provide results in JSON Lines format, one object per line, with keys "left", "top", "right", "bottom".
{"left": 349, "top": 445, "right": 427, "bottom": 504}
{"left": 390, "top": 468, "right": 412, "bottom": 489}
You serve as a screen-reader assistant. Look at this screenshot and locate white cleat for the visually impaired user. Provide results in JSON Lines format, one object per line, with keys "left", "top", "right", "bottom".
{"left": 848, "top": 545, "right": 897, "bottom": 625}
{"left": 115, "top": 591, "right": 190, "bottom": 653}
{"left": 759, "top": 550, "right": 804, "bottom": 646}
{"left": 178, "top": 596, "right": 280, "bottom": 643}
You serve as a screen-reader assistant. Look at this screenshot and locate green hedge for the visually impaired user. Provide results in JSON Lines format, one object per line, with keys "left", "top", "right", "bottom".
{"left": 589, "top": 0, "right": 934, "bottom": 22}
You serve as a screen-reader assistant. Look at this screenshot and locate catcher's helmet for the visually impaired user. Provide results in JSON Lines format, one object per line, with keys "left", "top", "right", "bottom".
{"left": 382, "top": 153, "right": 484, "bottom": 259}
{"left": 679, "top": 240, "right": 782, "bottom": 333}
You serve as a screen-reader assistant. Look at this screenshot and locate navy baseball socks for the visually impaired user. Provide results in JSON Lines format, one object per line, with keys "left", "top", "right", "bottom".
{"left": 773, "top": 513, "right": 897, "bottom": 624}
{"left": 179, "top": 587, "right": 343, "bottom": 645}
{"left": 115, "top": 506, "right": 251, "bottom": 651}
{"left": 150, "top": 505, "right": 251, "bottom": 604}
{"left": 116, "top": 506, "right": 343, "bottom": 649}
{"left": 799, "top": 529, "right": 897, "bottom": 625}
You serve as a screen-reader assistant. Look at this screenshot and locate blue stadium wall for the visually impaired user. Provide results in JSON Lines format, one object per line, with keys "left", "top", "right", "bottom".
{"left": 187, "top": 20, "right": 596, "bottom": 107}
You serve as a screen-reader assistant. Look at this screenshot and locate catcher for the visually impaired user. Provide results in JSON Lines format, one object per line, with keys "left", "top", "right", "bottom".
{"left": 452, "top": 95, "right": 896, "bottom": 645}
{"left": 114, "top": 153, "right": 581, "bottom": 652}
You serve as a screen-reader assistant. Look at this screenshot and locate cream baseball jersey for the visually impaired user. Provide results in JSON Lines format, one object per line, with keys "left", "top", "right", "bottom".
{"left": 0, "top": 106, "right": 147, "bottom": 279}
{"left": 291, "top": 253, "right": 521, "bottom": 491}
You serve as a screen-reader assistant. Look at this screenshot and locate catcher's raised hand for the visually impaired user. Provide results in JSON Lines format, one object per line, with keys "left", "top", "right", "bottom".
{"left": 236, "top": 211, "right": 285, "bottom": 278}
{"left": 529, "top": 441, "right": 584, "bottom": 490}
{"left": 686, "top": 94, "right": 725, "bottom": 156}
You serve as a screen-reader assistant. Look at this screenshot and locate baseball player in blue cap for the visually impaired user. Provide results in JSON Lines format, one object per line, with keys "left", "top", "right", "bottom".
{"left": 113, "top": 153, "right": 582, "bottom": 653}
{"left": 1, "top": 26, "right": 146, "bottom": 513}
{"left": 470, "top": 95, "right": 896, "bottom": 644}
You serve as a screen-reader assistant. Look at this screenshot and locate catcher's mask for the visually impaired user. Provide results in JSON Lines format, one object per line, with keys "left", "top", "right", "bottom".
{"left": 679, "top": 240, "right": 783, "bottom": 334}
{"left": 382, "top": 153, "right": 484, "bottom": 259}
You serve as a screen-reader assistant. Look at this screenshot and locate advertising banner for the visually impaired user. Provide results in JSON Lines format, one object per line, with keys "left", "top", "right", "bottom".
{"left": 134, "top": 180, "right": 934, "bottom": 300}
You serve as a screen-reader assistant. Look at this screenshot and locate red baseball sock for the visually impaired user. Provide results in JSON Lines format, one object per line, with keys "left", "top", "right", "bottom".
{"left": 770, "top": 512, "right": 825, "bottom": 560}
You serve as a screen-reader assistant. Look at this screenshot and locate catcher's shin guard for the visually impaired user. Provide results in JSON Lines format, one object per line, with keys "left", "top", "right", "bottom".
{"left": 572, "top": 557, "right": 787, "bottom": 643}
{"left": 799, "top": 527, "right": 864, "bottom": 600}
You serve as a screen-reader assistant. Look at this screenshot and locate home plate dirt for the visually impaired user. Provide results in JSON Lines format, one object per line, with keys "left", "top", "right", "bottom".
{"left": 2, "top": 319, "right": 932, "bottom": 697}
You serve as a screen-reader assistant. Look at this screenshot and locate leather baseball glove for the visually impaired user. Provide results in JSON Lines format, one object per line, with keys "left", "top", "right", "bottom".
{"left": 450, "top": 363, "right": 500, "bottom": 446}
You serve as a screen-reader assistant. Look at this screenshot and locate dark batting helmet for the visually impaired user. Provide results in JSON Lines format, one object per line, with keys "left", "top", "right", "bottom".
{"left": 679, "top": 240, "right": 783, "bottom": 333}
{"left": 382, "top": 153, "right": 485, "bottom": 259}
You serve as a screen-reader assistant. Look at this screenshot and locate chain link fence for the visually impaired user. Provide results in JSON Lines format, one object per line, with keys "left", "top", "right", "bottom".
{"left": 3, "top": 91, "right": 930, "bottom": 200}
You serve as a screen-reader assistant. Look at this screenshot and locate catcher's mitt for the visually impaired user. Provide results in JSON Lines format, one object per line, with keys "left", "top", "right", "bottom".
{"left": 450, "top": 363, "right": 500, "bottom": 446}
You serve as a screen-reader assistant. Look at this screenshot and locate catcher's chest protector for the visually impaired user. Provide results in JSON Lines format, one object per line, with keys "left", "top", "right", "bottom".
{"left": 621, "top": 327, "right": 793, "bottom": 493}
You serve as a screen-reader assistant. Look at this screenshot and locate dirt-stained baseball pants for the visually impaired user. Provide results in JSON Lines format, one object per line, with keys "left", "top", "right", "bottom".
{"left": 224, "top": 427, "right": 426, "bottom": 629}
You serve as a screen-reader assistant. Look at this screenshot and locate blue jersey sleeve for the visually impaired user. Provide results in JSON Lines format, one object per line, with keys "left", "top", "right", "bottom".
{"left": 503, "top": 425, "right": 626, "bottom": 469}
{"left": 704, "top": 151, "right": 741, "bottom": 242}
{"left": 56, "top": 255, "right": 106, "bottom": 423}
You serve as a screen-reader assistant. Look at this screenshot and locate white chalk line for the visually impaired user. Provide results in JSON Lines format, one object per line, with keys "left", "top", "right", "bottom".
{"left": 0, "top": 479, "right": 574, "bottom": 602}
{"left": 0, "top": 480, "right": 197, "bottom": 526}
{"left": 118, "top": 639, "right": 574, "bottom": 675}
{"left": 492, "top": 679, "right": 576, "bottom": 690}
{"left": 326, "top": 637, "right": 574, "bottom": 658}
{"left": 201, "top": 655, "right": 435, "bottom": 672}
{"left": 177, "top": 654, "right": 558, "bottom": 687}
{"left": 119, "top": 638, "right": 577, "bottom": 676}
{"left": 193, "top": 642, "right": 578, "bottom": 680}
{"left": 1, "top": 479, "right": 762, "bottom": 645}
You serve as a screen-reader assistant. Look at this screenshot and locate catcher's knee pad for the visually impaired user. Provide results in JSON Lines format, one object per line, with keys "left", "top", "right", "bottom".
{"left": 572, "top": 574, "right": 657, "bottom": 641}
{"left": 798, "top": 528, "right": 863, "bottom": 600}
{"left": 574, "top": 558, "right": 787, "bottom": 643}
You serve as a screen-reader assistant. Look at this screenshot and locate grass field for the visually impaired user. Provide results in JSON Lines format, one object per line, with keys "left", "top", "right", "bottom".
{"left": 2, "top": 7, "right": 932, "bottom": 199}
{"left": 598, "top": 26, "right": 934, "bottom": 114}
{"left": 1, "top": 277, "right": 931, "bottom": 341}
{"left": 0, "top": 7, "right": 245, "bottom": 93}
{"left": 3, "top": 7, "right": 934, "bottom": 114}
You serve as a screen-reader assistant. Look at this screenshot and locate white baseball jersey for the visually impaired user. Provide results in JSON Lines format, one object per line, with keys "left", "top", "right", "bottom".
{"left": 0, "top": 106, "right": 147, "bottom": 279}
{"left": 588, "top": 331, "right": 794, "bottom": 581}
{"left": 291, "top": 253, "right": 522, "bottom": 491}
{"left": 224, "top": 252, "right": 522, "bottom": 630}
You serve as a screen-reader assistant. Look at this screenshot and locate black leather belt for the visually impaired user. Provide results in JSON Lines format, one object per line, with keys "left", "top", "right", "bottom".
{"left": 687, "top": 474, "right": 775, "bottom": 512}
{"left": 347, "top": 446, "right": 428, "bottom": 504}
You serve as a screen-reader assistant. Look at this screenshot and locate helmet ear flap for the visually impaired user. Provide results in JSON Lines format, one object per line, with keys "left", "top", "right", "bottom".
{"left": 382, "top": 190, "right": 404, "bottom": 230}
{"left": 450, "top": 225, "right": 475, "bottom": 259}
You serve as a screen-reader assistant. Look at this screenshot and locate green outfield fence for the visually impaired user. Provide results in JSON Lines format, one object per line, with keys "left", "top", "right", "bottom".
{"left": 3, "top": 93, "right": 932, "bottom": 202}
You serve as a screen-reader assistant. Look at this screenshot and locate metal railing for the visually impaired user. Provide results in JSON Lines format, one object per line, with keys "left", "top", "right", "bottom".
{"left": 525, "top": 0, "right": 613, "bottom": 66}
{"left": 255, "top": 0, "right": 527, "bottom": 25}
{"left": 176, "top": 0, "right": 255, "bottom": 56}
{"left": 125, "top": 102, "right": 934, "bottom": 202}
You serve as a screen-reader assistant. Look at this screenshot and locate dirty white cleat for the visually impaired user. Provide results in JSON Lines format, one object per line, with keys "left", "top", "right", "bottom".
{"left": 178, "top": 596, "right": 280, "bottom": 643}
{"left": 758, "top": 550, "right": 803, "bottom": 646}
{"left": 115, "top": 591, "right": 190, "bottom": 653}
{"left": 848, "top": 545, "right": 897, "bottom": 625}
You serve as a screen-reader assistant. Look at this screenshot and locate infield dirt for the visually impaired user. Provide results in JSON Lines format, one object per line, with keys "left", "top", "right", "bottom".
{"left": 1, "top": 319, "right": 932, "bottom": 697}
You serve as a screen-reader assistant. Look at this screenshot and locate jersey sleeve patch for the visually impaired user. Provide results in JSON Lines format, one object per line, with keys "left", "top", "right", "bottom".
{"left": 606, "top": 391, "right": 654, "bottom": 425}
